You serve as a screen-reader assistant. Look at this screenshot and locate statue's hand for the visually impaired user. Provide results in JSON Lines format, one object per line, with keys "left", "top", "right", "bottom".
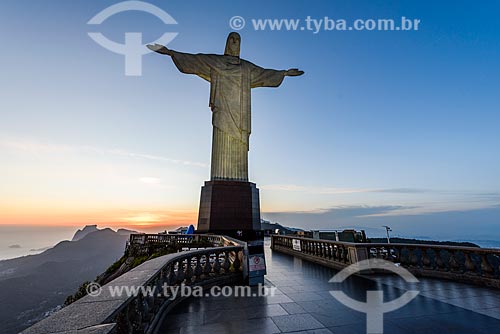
{"left": 285, "top": 68, "right": 304, "bottom": 76}
{"left": 147, "top": 43, "right": 172, "bottom": 56}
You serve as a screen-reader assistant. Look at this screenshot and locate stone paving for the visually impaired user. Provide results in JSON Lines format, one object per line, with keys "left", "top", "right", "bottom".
{"left": 159, "top": 239, "right": 500, "bottom": 333}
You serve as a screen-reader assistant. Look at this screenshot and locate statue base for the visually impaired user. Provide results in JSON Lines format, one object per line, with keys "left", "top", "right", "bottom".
{"left": 197, "top": 180, "right": 263, "bottom": 242}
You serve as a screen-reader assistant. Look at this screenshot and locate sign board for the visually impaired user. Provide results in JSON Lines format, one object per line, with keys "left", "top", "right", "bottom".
{"left": 292, "top": 239, "right": 302, "bottom": 251}
{"left": 249, "top": 255, "right": 266, "bottom": 272}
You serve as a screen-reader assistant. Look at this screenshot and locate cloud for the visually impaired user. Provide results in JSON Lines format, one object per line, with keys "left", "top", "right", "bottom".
{"left": 264, "top": 205, "right": 407, "bottom": 229}
{"left": 263, "top": 204, "right": 500, "bottom": 241}
{"left": 260, "top": 184, "right": 373, "bottom": 194}
{"left": 139, "top": 177, "right": 161, "bottom": 184}
{"left": 0, "top": 138, "right": 208, "bottom": 168}
{"left": 122, "top": 213, "right": 164, "bottom": 224}
{"left": 471, "top": 192, "right": 500, "bottom": 201}
{"left": 374, "top": 188, "right": 431, "bottom": 194}
{"left": 260, "top": 184, "right": 432, "bottom": 195}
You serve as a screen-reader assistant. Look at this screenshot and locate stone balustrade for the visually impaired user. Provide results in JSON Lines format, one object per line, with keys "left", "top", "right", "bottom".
{"left": 22, "top": 237, "right": 245, "bottom": 334}
{"left": 271, "top": 235, "right": 500, "bottom": 288}
{"left": 127, "top": 233, "right": 241, "bottom": 255}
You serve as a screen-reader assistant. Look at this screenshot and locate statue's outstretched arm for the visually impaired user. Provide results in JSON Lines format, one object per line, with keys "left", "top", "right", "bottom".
{"left": 250, "top": 64, "right": 304, "bottom": 88}
{"left": 284, "top": 68, "right": 304, "bottom": 77}
{"left": 147, "top": 43, "right": 173, "bottom": 56}
{"left": 147, "top": 44, "right": 212, "bottom": 81}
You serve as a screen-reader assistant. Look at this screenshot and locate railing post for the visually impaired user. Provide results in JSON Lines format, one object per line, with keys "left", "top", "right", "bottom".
{"left": 347, "top": 245, "right": 368, "bottom": 264}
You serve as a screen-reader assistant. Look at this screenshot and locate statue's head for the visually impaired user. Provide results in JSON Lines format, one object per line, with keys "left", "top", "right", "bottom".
{"left": 224, "top": 32, "right": 241, "bottom": 57}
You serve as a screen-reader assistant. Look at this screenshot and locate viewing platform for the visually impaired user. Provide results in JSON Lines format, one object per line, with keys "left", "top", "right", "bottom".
{"left": 158, "top": 238, "right": 500, "bottom": 333}
{"left": 22, "top": 235, "right": 500, "bottom": 334}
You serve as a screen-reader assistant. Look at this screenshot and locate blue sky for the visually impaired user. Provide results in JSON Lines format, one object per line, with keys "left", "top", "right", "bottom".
{"left": 0, "top": 0, "right": 499, "bottom": 240}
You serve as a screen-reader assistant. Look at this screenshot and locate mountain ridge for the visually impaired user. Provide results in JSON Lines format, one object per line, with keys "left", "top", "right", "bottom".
{"left": 0, "top": 226, "right": 136, "bottom": 334}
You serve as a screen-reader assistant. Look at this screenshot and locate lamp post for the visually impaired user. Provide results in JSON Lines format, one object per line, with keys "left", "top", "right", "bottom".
{"left": 382, "top": 226, "right": 392, "bottom": 244}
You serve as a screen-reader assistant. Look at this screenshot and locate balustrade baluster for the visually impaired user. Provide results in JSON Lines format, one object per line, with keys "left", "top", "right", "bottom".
{"left": 130, "top": 295, "right": 145, "bottom": 332}
{"left": 194, "top": 255, "right": 203, "bottom": 277}
{"left": 144, "top": 294, "right": 154, "bottom": 322}
{"left": 343, "top": 246, "right": 349, "bottom": 263}
{"left": 464, "top": 252, "right": 476, "bottom": 274}
{"left": 338, "top": 247, "right": 344, "bottom": 263}
{"left": 392, "top": 247, "right": 401, "bottom": 263}
{"left": 233, "top": 250, "right": 241, "bottom": 272}
{"left": 449, "top": 251, "right": 461, "bottom": 272}
{"left": 167, "top": 263, "right": 176, "bottom": 286}
{"left": 435, "top": 249, "right": 445, "bottom": 271}
{"left": 421, "top": 248, "right": 431, "bottom": 268}
{"left": 222, "top": 251, "right": 231, "bottom": 272}
{"left": 409, "top": 247, "right": 419, "bottom": 267}
{"left": 333, "top": 246, "right": 339, "bottom": 261}
{"left": 115, "top": 307, "right": 131, "bottom": 333}
{"left": 385, "top": 247, "right": 396, "bottom": 262}
{"left": 212, "top": 252, "right": 221, "bottom": 273}
{"left": 155, "top": 275, "right": 164, "bottom": 294}
{"left": 480, "top": 254, "right": 494, "bottom": 277}
{"left": 203, "top": 254, "right": 212, "bottom": 275}
{"left": 175, "top": 260, "right": 185, "bottom": 283}
{"left": 398, "top": 247, "right": 407, "bottom": 266}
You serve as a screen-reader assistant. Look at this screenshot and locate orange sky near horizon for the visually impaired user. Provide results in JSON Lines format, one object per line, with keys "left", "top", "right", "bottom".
{"left": 0, "top": 204, "right": 198, "bottom": 231}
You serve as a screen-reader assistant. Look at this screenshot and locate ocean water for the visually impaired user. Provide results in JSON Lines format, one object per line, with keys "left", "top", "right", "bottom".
{"left": 0, "top": 226, "right": 76, "bottom": 260}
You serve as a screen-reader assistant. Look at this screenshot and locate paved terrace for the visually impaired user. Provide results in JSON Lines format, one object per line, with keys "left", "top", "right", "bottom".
{"left": 160, "top": 239, "right": 500, "bottom": 334}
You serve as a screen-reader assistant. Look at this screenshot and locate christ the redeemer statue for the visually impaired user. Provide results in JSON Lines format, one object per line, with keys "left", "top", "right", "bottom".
{"left": 148, "top": 32, "right": 303, "bottom": 181}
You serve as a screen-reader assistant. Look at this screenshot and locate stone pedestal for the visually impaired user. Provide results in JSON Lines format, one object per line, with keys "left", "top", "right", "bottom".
{"left": 197, "top": 180, "right": 263, "bottom": 241}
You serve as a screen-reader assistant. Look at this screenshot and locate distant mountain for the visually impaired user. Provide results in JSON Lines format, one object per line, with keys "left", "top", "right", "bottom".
{"left": 71, "top": 224, "right": 99, "bottom": 241}
{"left": 261, "top": 219, "right": 303, "bottom": 234}
{"left": 0, "top": 227, "right": 136, "bottom": 334}
{"left": 367, "top": 237, "right": 480, "bottom": 248}
{"left": 117, "top": 228, "right": 138, "bottom": 235}
{"left": 454, "top": 240, "right": 500, "bottom": 249}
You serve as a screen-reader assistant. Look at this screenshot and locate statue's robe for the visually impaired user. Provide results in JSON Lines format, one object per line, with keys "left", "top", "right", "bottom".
{"left": 170, "top": 51, "right": 285, "bottom": 181}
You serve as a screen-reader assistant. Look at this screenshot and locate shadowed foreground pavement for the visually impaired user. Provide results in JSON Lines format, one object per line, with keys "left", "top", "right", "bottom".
{"left": 159, "top": 239, "right": 500, "bottom": 333}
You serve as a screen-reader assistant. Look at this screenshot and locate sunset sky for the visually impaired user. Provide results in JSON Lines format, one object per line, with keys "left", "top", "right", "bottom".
{"left": 1, "top": 0, "right": 499, "bottom": 240}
